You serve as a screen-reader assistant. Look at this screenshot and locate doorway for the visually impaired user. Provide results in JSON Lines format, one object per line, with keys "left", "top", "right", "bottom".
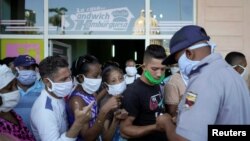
{"left": 88, "top": 39, "right": 144, "bottom": 71}
{"left": 50, "top": 39, "right": 145, "bottom": 73}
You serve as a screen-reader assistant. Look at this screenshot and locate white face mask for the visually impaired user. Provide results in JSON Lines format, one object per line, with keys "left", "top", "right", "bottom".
{"left": 82, "top": 76, "right": 102, "bottom": 94}
{"left": 0, "top": 90, "right": 20, "bottom": 112}
{"left": 47, "top": 78, "right": 73, "bottom": 98}
{"left": 170, "top": 67, "right": 179, "bottom": 74}
{"left": 233, "top": 65, "right": 249, "bottom": 81}
{"left": 107, "top": 81, "right": 126, "bottom": 96}
{"left": 125, "top": 66, "right": 137, "bottom": 76}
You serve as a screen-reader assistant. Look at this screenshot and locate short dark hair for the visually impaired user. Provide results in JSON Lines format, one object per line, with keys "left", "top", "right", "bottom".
{"left": 125, "top": 59, "right": 135, "bottom": 66}
{"left": 143, "top": 44, "right": 166, "bottom": 63}
{"left": 39, "top": 55, "right": 69, "bottom": 79}
{"left": 71, "top": 54, "right": 99, "bottom": 77}
{"left": 102, "top": 61, "right": 123, "bottom": 83}
{"left": 225, "top": 51, "right": 245, "bottom": 65}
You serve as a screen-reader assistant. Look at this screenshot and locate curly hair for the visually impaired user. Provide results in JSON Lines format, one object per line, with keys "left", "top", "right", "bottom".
{"left": 39, "top": 55, "right": 69, "bottom": 79}
{"left": 71, "top": 54, "right": 100, "bottom": 77}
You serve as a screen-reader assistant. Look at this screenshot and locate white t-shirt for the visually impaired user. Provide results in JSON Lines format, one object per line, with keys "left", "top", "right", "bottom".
{"left": 124, "top": 74, "right": 140, "bottom": 85}
{"left": 30, "top": 89, "right": 76, "bottom": 141}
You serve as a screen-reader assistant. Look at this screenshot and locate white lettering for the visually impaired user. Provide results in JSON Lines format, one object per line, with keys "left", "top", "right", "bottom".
{"left": 241, "top": 131, "right": 247, "bottom": 136}
{"left": 64, "top": 7, "right": 134, "bottom": 32}
{"left": 212, "top": 129, "right": 218, "bottom": 136}
{"left": 212, "top": 129, "right": 247, "bottom": 136}
{"left": 77, "top": 8, "right": 85, "bottom": 13}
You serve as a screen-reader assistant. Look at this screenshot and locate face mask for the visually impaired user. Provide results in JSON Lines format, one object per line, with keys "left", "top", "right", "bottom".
{"left": 47, "top": 78, "right": 73, "bottom": 98}
{"left": 170, "top": 67, "right": 179, "bottom": 74}
{"left": 178, "top": 52, "right": 200, "bottom": 77}
{"left": 107, "top": 81, "right": 126, "bottom": 96}
{"left": 17, "top": 70, "right": 37, "bottom": 85}
{"left": 0, "top": 90, "right": 20, "bottom": 112}
{"left": 144, "top": 70, "right": 165, "bottom": 85}
{"left": 177, "top": 42, "right": 210, "bottom": 77}
{"left": 233, "top": 65, "right": 249, "bottom": 81}
{"left": 207, "top": 41, "right": 216, "bottom": 53}
{"left": 125, "top": 67, "right": 137, "bottom": 76}
{"left": 82, "top": 76, "right": 102, "bottom": 94}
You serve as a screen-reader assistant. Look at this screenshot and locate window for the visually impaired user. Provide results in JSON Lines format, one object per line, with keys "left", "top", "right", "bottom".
{"left": 0, "top": 0, "right": 44, "bottom": 34}
{"left": 48, "top": 0, "right": 145, "bottom": 35}
{"left": 0, "top": 0, "right": 195, "bottom": 60}
{"left": 150, "top": 0, "right": 194, "bottom": 35}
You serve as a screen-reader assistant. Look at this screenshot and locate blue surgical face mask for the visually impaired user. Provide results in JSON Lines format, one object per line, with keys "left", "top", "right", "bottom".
{"left": 178, "top": 52, "right": 200, "bottom": 77}
{"left": 178, "top": 42, "right": 216, "bottom": 83}
{"left": 17, "top": 70, "right": 37, "bottom": 85}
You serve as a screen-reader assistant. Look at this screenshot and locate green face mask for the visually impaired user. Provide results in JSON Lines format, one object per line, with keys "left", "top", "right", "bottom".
{"left": 144, "top": 70, "right": 165, "bottom": 85}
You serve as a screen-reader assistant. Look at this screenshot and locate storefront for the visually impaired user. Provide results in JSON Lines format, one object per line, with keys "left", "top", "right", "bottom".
{"left": 0, "top": 0, "right": 195, "bottom": 69}
{"left": 1, "top": 0, "right": 250, "bottom": 72}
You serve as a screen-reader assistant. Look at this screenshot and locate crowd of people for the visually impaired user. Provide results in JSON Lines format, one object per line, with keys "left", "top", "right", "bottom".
{"left": 0, "top": 25, "right": 250, "bottom": 141}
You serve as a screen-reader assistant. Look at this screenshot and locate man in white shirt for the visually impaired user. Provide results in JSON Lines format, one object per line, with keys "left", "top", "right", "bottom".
{"left": 124, "top": 59, "right": 140, "bottom": 85}
{"left": 31, "top": 56, "right": 93, "bottom": 141}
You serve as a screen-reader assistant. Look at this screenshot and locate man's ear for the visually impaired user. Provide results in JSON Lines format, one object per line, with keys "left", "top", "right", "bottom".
{"left": 43, "top": 78, "right": 51, "bottom": 89}
{"left": 141, "top": 64, "right": 146, "bottom": 70}
{"left": 185, "top": 49, "right": 195, "bottom": 60}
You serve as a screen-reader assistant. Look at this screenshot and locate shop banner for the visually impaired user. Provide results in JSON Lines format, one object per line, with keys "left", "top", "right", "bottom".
{"left": 1, "top": 39, "right": 44, "bottom": 63}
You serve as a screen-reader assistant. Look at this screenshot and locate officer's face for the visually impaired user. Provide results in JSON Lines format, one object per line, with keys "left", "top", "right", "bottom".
{"left": 175, "top": 49, "right": 186, "bottom": 62}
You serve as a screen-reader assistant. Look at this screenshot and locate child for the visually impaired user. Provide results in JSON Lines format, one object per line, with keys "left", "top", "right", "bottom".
{"left": 66, "top": 55, "right": 121, "bottom": 141}
{"left": 100, "top": 61, "right": 128, "bottom": 141}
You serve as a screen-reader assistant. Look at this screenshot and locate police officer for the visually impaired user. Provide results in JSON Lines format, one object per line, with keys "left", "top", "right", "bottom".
{"left": 156, "top": 25, "right": 250, "bottom": 141}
